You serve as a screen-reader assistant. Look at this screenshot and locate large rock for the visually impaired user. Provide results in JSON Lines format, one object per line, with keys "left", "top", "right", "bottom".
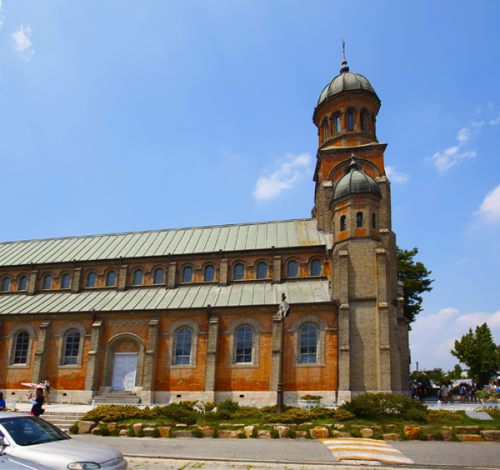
{"left": 158, "top": 427, "right": 171, "bottom": 438}
{"left": 244, "top": 426, "right": 254, "bottom": 438}
{"left": 332, "top": 431, "right": 352, "bottom": 438}
{"left": 334, "top": 424, "right": 345, "bottom": 430}
{"left": 174, "top": 430, "right": 193, "bottom": 438}
{"left": 133, "top": 423, "right": 143, "bottom": 436}
{"left": 118, "top": 424, "right": 129, "bottom": 429}
{"left": 360, "top": 428, "right": 374, "bottom": 438}
{"left": 457, "top": 434, "right": 482, "bottom": 442}
{"left": 386, "top": 424, "right": 398, "bottom": 430}
{"left": 77, "top": 421, "right": 96, "bottom": 434}
{"left": 107, "top": 424, "right": 116, "bottom": 434}
{"left": 218, "top": 430, "right": 241, "bottom": 439}
{"left": 119, "top": 429, "right": 128, "bottom": 436}
{"left": 143, "top": 427, "right": 155, "bottom": 437}
{"left": 257, "top": 430, "right": 271, "bottom": 439}
{"left": 198, "top": 426, "right": 215, "bottom": 437}
{"left": 383, "top": 433, "right": 398, "bottom": 441}
{"left": 310, "top": 427, "right": 329, "bottom": 439}
{"left": 440, "top": 429, "right": 453, "bottom": 441}
{"left": 455, "top": 426, "right": 479, "bottom": 433}
{"left": 404, "top": 426, "right": 421, "bottom": 440}
{"left": 480, "top": 430, "right": 500, "bottom": 442}
{"left": 91, "top": 427, "right": 101, "bottom": 435}
{"left": 175, "top": 424, "right": 187, "bottom": 428}
{"left": 427, "top": 434, "right": 440, "bottom": 441}
{"left": 276, "top": 426, "right": 290, "bottom": 438}
{"left": 298, "top": 423, "right": 313, "bottom": 427}
{"left": 296, "top": 431, "right": 307, "bottom": 438}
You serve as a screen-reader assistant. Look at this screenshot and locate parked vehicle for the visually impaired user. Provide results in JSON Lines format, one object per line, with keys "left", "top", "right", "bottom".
{"left": 0, "top": 451, "right": 56, "bottom": 470}
{"left": 0, "top": 412, "right": 127, "bottom": 470}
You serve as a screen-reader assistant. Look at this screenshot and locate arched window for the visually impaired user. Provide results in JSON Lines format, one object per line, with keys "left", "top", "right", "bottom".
{"left": 288, "top": 260, "right": 297, "bottom": 278}
{"left": 235, "top": 326, "right": 253, "bottom": 363}
{"left": 1, "top": 277, "right": 10, "bottom": 292}
{"left": 234, "top": 263, "right": 244, "bottom": 280}
{"left": 153, "top": 268, "right": 164, "bottom": 285}
{"left": 174, "top": 327, "right": 192, "bottom": 365}
{"left": 348, "top": 112, "right": 354, "bottom": 131}
{"left": 256, "top": 262, "right": 266, "bottom": 279}
{"left": 18, "top": 275, "right": 28, "bottom": 291}
{"left": 87, "top": 272, "right": 96, "bottom": 288}
{"left": 333, "top": 115, "right": 341, "bottom": 134}
{"left": 42, "top": 275, "right": 52, "bottom": 290}
{"left": 182, "top": 266, "right": 192, "bottom": 283}
{"left": 356, "top": 212, "right": 363, "bottom": 228}
{"left": 61, "top": 274, "right": 70, "bottom": 289}
{"left": 132, "top": 270, "right": 143, "bottom": 286}
{"left": 13, "top": 331, "right": 30, "bottom": 364}
{"left": 63, "top": 330, "right": 80, "bottom": 365}
{"left": 299, "top": 324, "right": 318, "bottom": 363}
{"left": 360, "top": 112, "right": 365, "bottom": 131}
{"left": 372, "top": 213, "right": 376, "bottom": 229}
{"left": 205, "top": 265, "right": 214, "bottom": 282}
{"left": 106, "top": 271, "right": 116, "bottom": 287}
{"left": 311, "top": 260, "right": 321, "bottom": 277}
{"left": 340, "top": 215, "right": 346, "bottom": 231}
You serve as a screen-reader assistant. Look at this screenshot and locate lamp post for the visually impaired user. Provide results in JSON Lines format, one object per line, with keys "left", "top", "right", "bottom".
{"left": 276, "top": 293, "right": 289, "bottom": 415}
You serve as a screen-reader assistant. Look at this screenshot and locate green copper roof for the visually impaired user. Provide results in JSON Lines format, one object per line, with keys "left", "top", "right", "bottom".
{"left": 331, "top": 157, "right": 381, "bottom": 202}
{"left": 0, "top": 279, "right": 332, "bottom": 314}
{"left": 318, "top": 72, "right": 375, "bottom": 106}
{"left": 0, "top": 219, "right": 332, "bottom": 267}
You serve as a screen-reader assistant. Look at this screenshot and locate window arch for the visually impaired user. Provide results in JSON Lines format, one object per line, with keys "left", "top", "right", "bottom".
{"left": 18, "top": 275, "right": 28, "bottom": 291}
{"left": 182, "top": 266, "right": 193, "bottom": 283}
{"left": 287, "top": 260, "right": 298, "bottom": 278}
{"left": 106, "top": 271, "right": 116, "bottom": 287}
{"left": 311, "top": 259, "right": 321, "bottom": 277}
{"left": 234, "top": 263, "right": 244, "bottom": 281}
{"left": 86, "top": 272, "right": 96, "bottom": 288}
{"left": 356, "top": 212, "right": 363, "bottom": 228}
{"left": 132, "top": 269, "right": 143, "bottom": 286}
{"left": 256, "top": 262, "right": 266, "bottom": 279}
{"left": 348, "top": 111, "right": 354, "bottom": 131}
{"left": 13, "top": 331, "right": 30, "bottom": 364}
{"left": 42, "top": 274, "right": 52, "bottom": 290}
{"left": 299, "top": 324, "right": 318, "bottom": 363}
{"left": 204, "top": 265, "right": 214, "bottom": 282}
{"left": 372, "top": 213, "right": 377, "bottom": 229}
{"left": 235, "top": 326, "right": 253, "bottom": 363}
{"left": 174, "top": 327, "right": 192, "bottom": 365}
{"left": 340, "top": 215, "right": 346, "bottom": 231}
{"left": 63, "top": 330, "right": 80, "bottom": 365}
{"left": 1, "top": 277, "right": 10, "bottom": 292}
{"left": 60, "top": 273, "right": 70, "bottom": 289}
{"left": 153, "top": 268, "right": 164, "bottom": 285}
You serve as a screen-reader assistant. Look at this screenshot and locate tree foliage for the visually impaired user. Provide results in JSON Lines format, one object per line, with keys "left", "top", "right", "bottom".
{"left": 451, "top": 323, "right": 499, "bottom": 386}
{"left": 396, "top": 247, "right": 434, "bottom": 326}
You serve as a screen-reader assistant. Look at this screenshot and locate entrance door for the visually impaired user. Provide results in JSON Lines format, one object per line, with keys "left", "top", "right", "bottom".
{"left": 111, "top": 353, "right": 138, "bottom": 391}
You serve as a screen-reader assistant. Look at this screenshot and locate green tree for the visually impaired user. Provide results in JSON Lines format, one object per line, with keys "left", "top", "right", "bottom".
{"left": 396, "top": 247, "right": 434, "bottom": 326}
{"left": 451, "top": 323, "right": 499, "bottom": 386}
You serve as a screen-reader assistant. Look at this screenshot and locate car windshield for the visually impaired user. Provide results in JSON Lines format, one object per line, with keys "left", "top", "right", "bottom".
{"left": 0, "top": 416, "right": 71, "bottom": 446}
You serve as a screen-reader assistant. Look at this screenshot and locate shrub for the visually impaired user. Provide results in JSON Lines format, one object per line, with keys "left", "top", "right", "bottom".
{"left": 137, "top": 428, "right": 145, "bottom": 438}
{"left": 311, "top": 406, "right": 331, "bottom": 419}
{"left": 99, "top": 426, "right": 110, "bottom": 436}
{"left": 251, "top": 427, "right": 258, "bottom": 438}
{"left": 82, "top": 404, "right": 160, "bottom": 423}
{"left": 159, "top": 403, "right": 197, "bottom": 425}
{"left": 204, "top": 402, "right": 217, "bottom": 412}
{"left": 334, "top": 409, "right": 356, "bottom": 421}
{"left": 216, "top": 410, "right": 231, "bottom": 421}
{"left": 204, "top": 411, "right": 218, "bottom": 422}
{"left": 111, "top": 428, "right": 120, "bottom": 437}
{"left": 127, "top": 426, "right": 135, "bottom": 437}
{"left": 260, "top": 404, "right": 293, "bottom": 414}
{"left": 270, "top": 429, "right": 279, "bottom": 439}
{"left": 217, "top": 398, "right": 240, "bottom": 414}
{"left": 237, "top": 431, "right": 247, "bottom": 438}
{"left": 428, "top": 410, "right": 462, "bottom": 423}
{"left": 265, "top": 408, "right": 314, "bottom": 424}
{"left": 69, "top": 422, "right": 79, "bottom": 434}
{"left": 191, "top": 428, "right": 203, "bottom": 438}
{"left": 405, "top": 408, "right": 428, "bottom": 423}
{"left": 286, "top": 428, "right": 297, "bottom": 439}
{"left": 300, "top": 395, "right": 323, "bottom": 400}
{"left": 178, "top": 400, "right": 197, "bottom": 411}
{"left": 231, "top": 406, "right": 263, "bottom": 420}
{"left": 153, "top": 427, "right": 161, "bottom": 438}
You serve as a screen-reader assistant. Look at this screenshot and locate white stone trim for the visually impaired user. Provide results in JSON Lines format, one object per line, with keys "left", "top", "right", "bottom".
{"left": 167, "top": 318, "right": 200, "bottom": 369}
{"left": 56, "top": 321, "right": 87, "bottom": 369}
{"left": 225, "top": 316, "right": 262, "bottom": 369}
{"left": 290, "top": 314, "right": 327, "bottom": 368}
{"left": 6, "top": 323, "right": 36, "bottom": 368}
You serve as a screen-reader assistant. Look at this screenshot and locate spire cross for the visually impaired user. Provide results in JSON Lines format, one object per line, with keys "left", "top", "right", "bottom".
{"left": 342, "top": 39, "right": 345, "bottom": 60}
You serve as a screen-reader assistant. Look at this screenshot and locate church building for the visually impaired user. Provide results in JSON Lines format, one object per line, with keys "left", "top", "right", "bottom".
{"left": 0, "top": 56, "right": 410, "bottom": 405}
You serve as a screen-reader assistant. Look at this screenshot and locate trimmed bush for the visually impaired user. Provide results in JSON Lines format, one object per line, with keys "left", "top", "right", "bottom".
{"left": 265, "top": 408, "right": 314, "bottom": 424}
{"left": 251, "top": 427, "right": 258, "bottom": 439}
{"left": 153, "top": 427, "right": 161, "bottom": 438}
{"left": 191, "top": 428, "right": 203, "bottom": 438}
{"left": 127, "top": 426, "right": 135, "bottom": 437}
{"left": 286, "top": 428, "right": 297, "bottom": 439}
{"left": 216, "top": 410, "right": 231, "bottom": 421}
{"left": 217, "top": 398, "right": 240, "bottom": 414}
{"left": 270, "top": 429, "right": 279, "bottom": 439}
{"left": 334, "top": 409, "right": 356, "bottom": 421}
{"left": 230, "top": 406, "right": 263, "bottom": 420}
{"left": 237, "top": 431, "right": 247, "bottom": 438}
{"left": 137, "top": 428, "right": 145, "bottom": 438}
{"left": 69, "top": 422, "right": 79, "bottom": 434}
{"left": 99, "top": 426, "right": 110, "bottom": 436}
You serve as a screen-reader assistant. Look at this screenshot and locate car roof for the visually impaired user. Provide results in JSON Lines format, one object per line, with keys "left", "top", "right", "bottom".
{"left": 0, "top": 412, "right": 31, "bottom": 418}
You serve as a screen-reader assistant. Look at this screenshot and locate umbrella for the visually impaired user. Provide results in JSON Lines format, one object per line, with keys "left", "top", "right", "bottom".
{"left": 20, "top": 383, "right": 45, "bottom": 389}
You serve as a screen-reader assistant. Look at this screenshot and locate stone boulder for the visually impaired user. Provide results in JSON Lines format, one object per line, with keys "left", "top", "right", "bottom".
{"left": 360, "top": 428, "right": 374, "bottom": 438}
{"left": 257, "top": 430, "right": 271, "bottom": 439}
{"left": 218, "top": 430, "right": 241, "bottom": 439}
{"left": 383, "top": 433, "right": 398, "bottom": 441}
{"left": 119, "top": 429, "right": 128, "bottom": 436}
{"left": 440, "top": 429, "right": 453, "bottom": 441}
{"left": 118, "top": 424, "right": 129, "bottom": 429}
{"left": 77, "top": 421, "right": 96, "bottom": 434}
{"left": 133, "top": 423, "right": 143, "bottom": 436}
{"left": 386, "top": 424, "right": 398, "bottom": 430}
{"left": 91, "top": 427, "right": 101, "bottom": 435}
{"left": 480, "top": 430, "right": 500, "bottom": 442}
{"left": 276, "top": 426, "right": 290, "bottom": 438}
{"left": 198, "top": 426, "right": 215, "bottom": 437}
{"left": 296, "top": 431, "right": 307, "bottom": 438}
{"left": 244, "top": 426, "right": 254, "bottom": 438}
{"left": 427, "top": 434, "right": 440, "bottom": 441}
{"left": 455, "top": 426, "right": 479, "bottom": 433}
{"left": 158, "top": 427, "right": 171, "bottom": 438}
{"left": 332, "top": 431, "right": 352, "bottom": 438}
{"left": 310, "top": 427, "right": 329, "bottom": 439}
{"left": 403, "top": 426, "right": 421, "bottom": 440}
{"left": 175, "top": 424, "right": 187, "bottom": 428}
{"left": 174, "top": 430, "right": 193, "bottom": 438}
{"left": 457, "top": 434, "right": 482, "bottom": 442}
{"left": 107, "top": 424, "right": 116, "bottom": 434}
{"left": 298, "top": 423, "right": 313, "bottom": 427}
{"left": 143, "top": 427, "right": 155, "bottom": 437}
{"left": 334, "top": 424, "right": 345, "bottom": 430}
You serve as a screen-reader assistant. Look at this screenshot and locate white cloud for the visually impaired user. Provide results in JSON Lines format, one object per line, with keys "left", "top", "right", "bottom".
{"left": 11, "top": 24, "right": 34, "bottom": 61}
{"left": 490, "top": 114, "right": 500, "bottom": 126}
{"left": 252, "top": 153, "right": 312, "bottom": 201}
{"left": 475, "top": 184, "right": 500, "bottom": 224}
{"left": 0, "top": 1, "right": 4, "bottom": 30}
{"left": 411, "top": 307, "right": 500, "bottom": 371}
{"left": 385, "top": 166, "right": 409, "bottom": 184}
{"left": 488, "top": 102, "right": 494, "bottom": 110}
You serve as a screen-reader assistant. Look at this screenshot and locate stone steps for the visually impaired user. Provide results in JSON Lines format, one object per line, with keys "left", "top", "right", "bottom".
{"left": 92, "top": 391, "right": 141, "bottom": 405}
{"left": 42, "top": 411, "right": 86, "bottom": 432}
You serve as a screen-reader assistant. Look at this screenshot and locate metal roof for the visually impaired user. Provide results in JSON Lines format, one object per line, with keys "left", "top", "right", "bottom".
{"left": 318, "top": 72, "right": 376, "bottom": 106}
{"left": 0, "top": 280, "right": 332, "bottom": 315}
{"left": 0, "top": 219, "right": 331, "bottom": 267}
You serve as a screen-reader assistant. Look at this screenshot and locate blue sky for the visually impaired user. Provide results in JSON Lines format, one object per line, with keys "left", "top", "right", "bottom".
{"left": 1, "top": 1, "right": 499, "bottom": 373}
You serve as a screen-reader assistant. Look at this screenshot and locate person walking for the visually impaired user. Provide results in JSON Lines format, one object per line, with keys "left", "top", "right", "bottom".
{"left": 43, "top": 378, "right": 51, "bottom": 405}
{"left": 28, "top": 388, "right": 44, "bottom": 417}
{"left": 448, "top": 382, "right": 454, "bottom": 404}
{"left": 460, "top": 383, "right": 467, "bottom": 403}
{"left": 440, "top": 383, "right": 448, "bottom": 403}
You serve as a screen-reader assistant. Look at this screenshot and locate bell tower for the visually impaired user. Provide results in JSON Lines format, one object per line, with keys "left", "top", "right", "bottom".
{"left": 312, "top": 50, "right": 410, "bottom": 400}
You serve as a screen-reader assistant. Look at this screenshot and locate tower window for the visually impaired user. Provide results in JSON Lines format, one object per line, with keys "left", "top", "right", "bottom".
{"left": 348, "top": 112, "right": 353, "bottom": 131}
{"left": 340, "top": 215, "right": 346, "bottom": 231}
{"left": 360, "top": 112, "right": 365, "bottom": 131}
{"left": 87, "top": 272, "right": 96, "bottom": 288}
{"left": 106, "top": 271, "right": 116, "bottom": 287}
{"left": 234, "top": 263, "right": 244, "bottom": 280}
{"left": 372, "top": 213, "right": 376, "bottom": 229}
{"left": 132, "top": 269, "right": 143, "bottom": 286}
{"left": 336, "top": 115, "right": 341, "bottom": 134}
{"left": 153, "top": 268, "right": 164, "bottom": 284}
{"left": 256, "top": 262, "right": 266, "bottom": 279}
{"left": 288, "top": 260, "right": 297, "bottom": 278}
{"left": 61, "top": 273, "right": 70, "bottom": 289}
{"left": 18, "top": 275, "right": 28, "bottom": 291}
{"left": 356, "top": 212, "right": 363, "bottom": 228}
{"left": 182, "top": 266, "right": 193, "bottom": 283}
{"left": 205, "top": 265, "right": 214, "bottom": 282}
{"left": 311, "top": 260, "right": 321, "bottom": 276}
{"left": 42, "top": 275, "right": 52, "bottom": 290}
{"left": 1, "top": 277, "right": 10, "bottom": 292}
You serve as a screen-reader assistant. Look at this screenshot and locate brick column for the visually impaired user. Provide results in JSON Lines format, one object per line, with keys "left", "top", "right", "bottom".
{"left": 118, "top": 265, "right": 128, "bottom": 292}
{"left": 142, "top": 318, "right": 160, "bottom": 404}
{"left": 85, "top": 319, "right": 104, "bottom": 393}
{"left": 71, "top": 268, "right": 82, "bottom": 293}
{"left": 337, "top": 250, "right": 350, "bottom": 401}
{"left": 270, "top": 311, "right": 282, "bottom": 392}
{"left": 27, "top": 271, "right": 38, "bottom": 296}
{"left": 204, "top": 314, "right": 219, "bottom": 400}
{"left": 31, "top": 320, "right": 51, "bottom": 384}
{"left": 167, "top": 262, "right": 176, "bottom": 288}
{"left": 219, "top": 259, "right": 228, "bottom": 286}
{"left": 376, "top": 248, "right": 391, "bottom": 391}
{"left": 272, "top": 256, "right": 281, "bottom": 283}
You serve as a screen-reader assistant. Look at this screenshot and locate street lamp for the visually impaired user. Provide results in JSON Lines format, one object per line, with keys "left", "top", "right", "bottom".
{"left": 276, "top": 293, "right": 289, "bottom": 415}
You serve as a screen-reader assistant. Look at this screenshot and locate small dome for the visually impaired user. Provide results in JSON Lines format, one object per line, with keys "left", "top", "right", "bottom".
{"left": 318, "top": 58, "right": 376, "bottom": 106}
{"left": 331, "top": 156, "right": 381, "bottom": 202}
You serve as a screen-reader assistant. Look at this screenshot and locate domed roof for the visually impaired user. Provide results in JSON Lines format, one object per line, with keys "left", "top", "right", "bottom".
{"left": 331, "top": 156, "right": 381, "bottom": 202}
{"left": 318, "top": 58, "right": 376, "bottom": 106}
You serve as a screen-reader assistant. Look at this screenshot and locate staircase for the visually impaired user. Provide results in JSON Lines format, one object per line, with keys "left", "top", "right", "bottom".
{"left": 91, "top": 391, "right": 141, "bottom": 405}
{"left": 43, "top": 411, "right": 86, "bottom": 432}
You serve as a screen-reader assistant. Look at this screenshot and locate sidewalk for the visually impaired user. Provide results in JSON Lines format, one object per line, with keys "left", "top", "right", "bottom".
{"left": 14, "top": 402, "right": 94, "bottom": 413}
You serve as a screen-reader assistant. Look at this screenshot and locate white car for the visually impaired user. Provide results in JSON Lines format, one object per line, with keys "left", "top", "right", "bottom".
{"left": 0, "top": 451, "right": 56, "bottom": 470}
{"left": 0, "top": 413, "right": 127, "bottom": 470}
